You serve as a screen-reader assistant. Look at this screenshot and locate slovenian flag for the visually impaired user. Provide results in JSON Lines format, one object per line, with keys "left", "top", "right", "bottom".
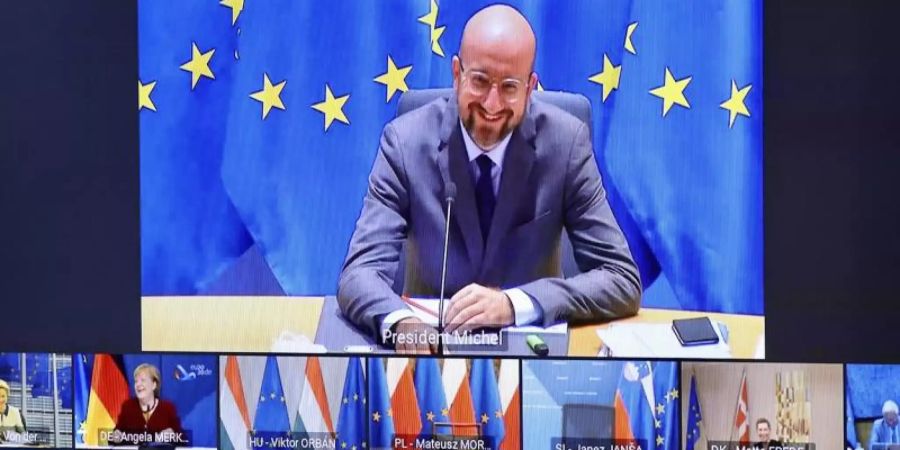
{"left": 613, "top": 361, "right": 655, "bottom": 446}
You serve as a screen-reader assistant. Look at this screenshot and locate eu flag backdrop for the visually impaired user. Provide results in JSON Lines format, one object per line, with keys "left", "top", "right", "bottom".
{"left": 140, "top": 0, "right": 762, "bottom": 314}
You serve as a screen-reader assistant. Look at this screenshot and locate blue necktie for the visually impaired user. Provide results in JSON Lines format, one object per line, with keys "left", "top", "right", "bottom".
{"left": 475, "top": 154, "right": 495, "bottom": 242}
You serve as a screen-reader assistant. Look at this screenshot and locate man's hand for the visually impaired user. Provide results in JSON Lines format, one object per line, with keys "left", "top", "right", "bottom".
{"left": 393, "top": 317, "right": 440, "bottom": 354}
{"left": 443, "top": 283, "right": 515, "bottom": 333}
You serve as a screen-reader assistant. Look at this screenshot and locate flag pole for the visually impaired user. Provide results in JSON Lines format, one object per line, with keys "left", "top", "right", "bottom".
{"left": 52, "top": 353, "right": 60, "bottom": 446}
{"left": 20, "top": 353, "right": 27, "bottom": 420}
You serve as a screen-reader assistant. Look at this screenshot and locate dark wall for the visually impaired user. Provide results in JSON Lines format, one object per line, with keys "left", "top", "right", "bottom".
{"left": 0, "top": 1, "right": 139, "bottom": 352}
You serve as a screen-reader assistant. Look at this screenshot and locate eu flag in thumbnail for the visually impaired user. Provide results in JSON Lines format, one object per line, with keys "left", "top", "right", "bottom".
{"left": 26, "top": 353, "right": 51, "bottom": 397}
{"left": 336, "top": 357, "right": 366, "bottom": 450}
{"left": 686, "top": 374, "right": 704, "bottom": 450}
{"left": 74, "top": 354, "right": 90, "bottom": 444}
{"left": 414, "top": 358, "right": 449, "bottom": 437}
{"left": 252, "top": 356, "right": 290, "bottom": 449}
{"left": 57, "top": 363, "right": 73, "bottom": 409}
{"left": 650, "top": 362, "right": 679, "bottom": 450}
{"left": 470, "top": 359, "right": 504, "bottom": 448}
{"left": 0, "top": 353, "right": 20, "bottom": 383}
{"left": 368, "top": 358, "right": 395, "bottom": 449}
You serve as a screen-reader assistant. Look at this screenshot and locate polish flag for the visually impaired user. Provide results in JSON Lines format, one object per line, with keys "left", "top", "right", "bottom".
{"left": 497, "top": 359, "right": 520, "bottom": 450}
{"left": 442, "top": 359, "right": 476, "bottom": 436}
{"left": 386, "top": 358, "right": 422, "bottom": 437}
{"left": 733, "top": 372, "right": 750, "bottom": 444}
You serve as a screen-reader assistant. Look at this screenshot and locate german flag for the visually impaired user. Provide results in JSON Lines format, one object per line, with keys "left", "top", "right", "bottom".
{"left": 84, "top": 354, "right": 130, "bottom": 445}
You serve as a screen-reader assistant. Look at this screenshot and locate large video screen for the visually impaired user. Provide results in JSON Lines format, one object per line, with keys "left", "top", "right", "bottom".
{"left": 7, "top": 0, "right": 900, "bottom": 449}
{"left": 138, "top": 0, "right": 763, "bottom": 358}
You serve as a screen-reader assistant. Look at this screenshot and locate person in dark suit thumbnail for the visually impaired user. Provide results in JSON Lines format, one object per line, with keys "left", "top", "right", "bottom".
{"left": 338, "top": 4, "right": 641, "bottom": 353}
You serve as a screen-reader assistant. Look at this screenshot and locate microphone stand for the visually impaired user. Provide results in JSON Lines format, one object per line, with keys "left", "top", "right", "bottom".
{"left": 437, "top": 183, "right": 456, "bottom": 356}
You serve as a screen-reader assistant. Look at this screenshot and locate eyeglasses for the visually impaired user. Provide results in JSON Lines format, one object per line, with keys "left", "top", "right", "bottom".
{"left": 459, "top": 61, "right": 528, "bottom": 104}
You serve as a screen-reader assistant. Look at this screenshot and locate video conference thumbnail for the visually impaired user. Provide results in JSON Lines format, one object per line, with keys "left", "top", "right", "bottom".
{"left": 682, "top": 362, "right": 843, "bottom": 450}
{"left": 523, "top": 360, "right": 679, "bottom": 450}
{"left": 140, "top": 0, "right": 764, "bottom": 359}
{"left": 0, "top": 353, "right": 72, "bottom": 447}
{"left": 846, "top": 364, "right": 900, "bottom": 450}
{"left": 73, "top": 353, "right": 217, "bottom": 448}
{"left": 370, "top": 357, "right": 519, "bottom": 450}
{"left": 219, "top": 355, "right": 350, "bottom": 450}
{"left": 219, "top": 356, "right": 518, "bottom": 450}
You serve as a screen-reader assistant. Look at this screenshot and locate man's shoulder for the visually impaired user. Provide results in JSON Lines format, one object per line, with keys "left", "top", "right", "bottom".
{"left": 528, "top": 97, "right": 588, "bottom": 141}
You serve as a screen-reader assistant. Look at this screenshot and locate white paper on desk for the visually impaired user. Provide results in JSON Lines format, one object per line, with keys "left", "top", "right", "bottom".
{"left": 403, "top": 298, "right": 567, "bottom": 334}
{"left": 270, "top": 330, "right": 326, "bottom": 353}
{"left": 596, "top": 321, "right": 731, "bottom": 358}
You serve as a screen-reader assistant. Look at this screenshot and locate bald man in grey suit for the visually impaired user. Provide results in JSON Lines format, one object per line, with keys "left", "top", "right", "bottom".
{"left": 338, "top": 4, "right": 641, "bottom": 353}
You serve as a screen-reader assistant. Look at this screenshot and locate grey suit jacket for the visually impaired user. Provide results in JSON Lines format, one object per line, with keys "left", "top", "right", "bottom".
{"left": 337, "top": 95, "right": 641, "bottom": 337}
{"left": 870, "top": 418, "right": 900, "bottom": 449}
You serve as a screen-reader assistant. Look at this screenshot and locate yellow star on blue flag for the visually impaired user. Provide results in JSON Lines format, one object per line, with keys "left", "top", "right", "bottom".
{"left": 374, "top": 56, "right": 412, "bottom": 102}
{"left": 179, "top": 42, "right": 215, "bottom": 90}
{"left": 249, "top": 73, "right": 286, "bottom": 120}
{"left": 311, "top": 84, "right": 350, "bottom": 131}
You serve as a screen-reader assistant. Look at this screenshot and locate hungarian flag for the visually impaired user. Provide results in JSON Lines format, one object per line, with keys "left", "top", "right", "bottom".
{"left": 221, "top": 355, "right": 252, "bottom": 450}
{"left": 295, "top": 357, "right": 334, "bottom": 436}
{"left": 84, "top": 354, "right": 130, "bottom": 445}
{"left": 441, "top": 358, "right": 475, "bottom": 436}
{"left": 386, "top": 358, "right": 422, "bottom": 438}
{"left": 497, "top": 359, "right": 520, "bottom": 450}
{"left": 733, "top": 371, "right": 750, "bottom": 444}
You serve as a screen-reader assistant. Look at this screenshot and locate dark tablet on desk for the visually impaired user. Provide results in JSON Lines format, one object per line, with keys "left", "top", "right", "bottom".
{"left": 672, "top": 317, "right": 720, "bottom": 346}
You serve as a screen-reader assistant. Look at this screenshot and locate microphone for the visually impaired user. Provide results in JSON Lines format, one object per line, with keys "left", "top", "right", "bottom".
{"left": 437, "top": 182, "right": 456, "bottom": 355}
